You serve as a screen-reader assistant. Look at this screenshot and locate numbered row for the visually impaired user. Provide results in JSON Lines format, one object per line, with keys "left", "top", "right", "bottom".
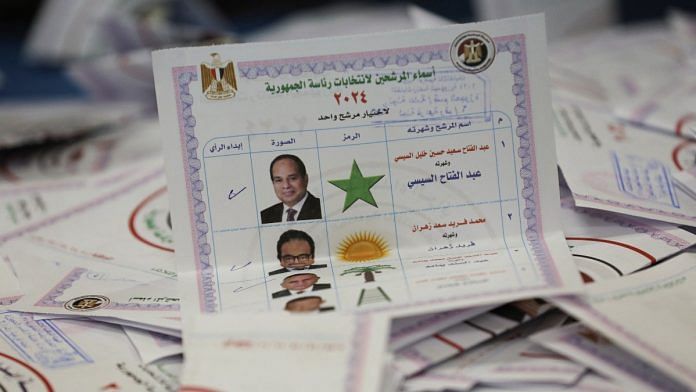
{"left": 203, "top": 129, "right": 519, "bottom": 230}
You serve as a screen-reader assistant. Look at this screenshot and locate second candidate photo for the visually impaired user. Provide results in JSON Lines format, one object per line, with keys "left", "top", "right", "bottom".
{"left": 268, "top": 229, "right": 327, "bottom": 276}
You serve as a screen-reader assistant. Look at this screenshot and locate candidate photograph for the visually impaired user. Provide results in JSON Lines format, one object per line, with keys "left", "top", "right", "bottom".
{"left": 271, "top": 273, "right": 331, "bottom": 299}
{"left": 284, "top": 296, "right": 335, "bottom": 313}
{"left": 268, "top": 229, "right": 327, "bottom": 276}
{"left": 260, "top": 154, "right": 322, "bottom": 224}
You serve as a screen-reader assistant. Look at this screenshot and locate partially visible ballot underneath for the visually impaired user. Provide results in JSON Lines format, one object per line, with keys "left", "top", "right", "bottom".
{"left": 553, "top": 253, "right": 696, "bottom": 389}
{"left": 179, "top": 313, "right": 388, "bottom": 392}
{"left": 153, "top": 14, "right": 582, "bottom": 321}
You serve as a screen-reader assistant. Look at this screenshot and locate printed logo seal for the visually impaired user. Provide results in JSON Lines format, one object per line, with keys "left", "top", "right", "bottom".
{"left": 450, "top": 31, "right": 495, "bottom": 74}
{"left": 64, "top": 295, "right": 110, "bottom": 311}
{"left": 200, "top": 52, "right": 237, "bottom": 100}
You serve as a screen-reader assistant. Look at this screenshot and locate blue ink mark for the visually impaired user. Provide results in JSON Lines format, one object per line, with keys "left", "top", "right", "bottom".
{"left": 0, "top": 312, "right": 92, "bottom": 369}
{"left": 230, "top": 261, "right": 252, "bottom": 272}
{"left": 232, "top": 278, "right": 274, "bottom": 293}
{"left": 611, "top": 151, "right": 680, "bottom": 208}
{"left": 228, "top": 186, "right": 247, "bottom": 200}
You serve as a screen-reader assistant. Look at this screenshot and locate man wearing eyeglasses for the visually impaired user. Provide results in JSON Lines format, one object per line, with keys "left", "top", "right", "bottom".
{"left": 268, "top": 229, "right": 327, "bottom": 276}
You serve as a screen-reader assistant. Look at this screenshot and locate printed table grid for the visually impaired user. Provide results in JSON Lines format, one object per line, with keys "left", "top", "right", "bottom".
{"left": 201, "top": 113, "right": 531, "bottom": 311}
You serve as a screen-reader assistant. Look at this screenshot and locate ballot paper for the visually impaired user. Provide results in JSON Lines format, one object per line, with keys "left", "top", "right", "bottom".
{"left": 531, "top": 323, "right": 689, "bottom": 392}
{"left": 392, "top": 300, "right": 552, "bottom": 379}
{"left": 123, "top": 325, "right": 182, "bottom": 364}
{"left": 4, "top": 164, "right": 175, "bottom": 278}
{"left": 403, "top": 310, "right": 585, "bottom": 390}
{"left": 153, "top": 14, "right": 581, "bottom": 320}
{"left": 614, "top": 72, "right": 696, "bottom": 141}
{"left": 549, "top": 24, "right": 682, "bottom": 107}
{"left": 389, "top": 305, "right": 492, "bottom": 351}
{"left": 0, "top": 157, "right": 165, "bottom": 245}
{"left": 553, "top": 253, "right": 696, "bottom": 389}
{"left": 5, "top": 243, "right": 179, "bottom": 320}
{"left": 435, "top": 371, "right": 623, "bottom": 392}
{"left": 554, "top": 102, "right": 696, "bottom": 226}
{"left": 68, "top": 49, "right": 158, "bottom": 112}
{"left": 0, "top": 100, "right": 142, "bottom": 149}
{"left": 179, "top": 313, "right": 388, "bottom": 392}
{"left": 0, "top": 256, "right": 21, "bottom": 307}
{"left": 559, "top": 186, "right": 696, "bottom": 281}
{"left": 0, "top": 118, "right": 164, "bottom": 184}
{"left": 0, "top": 311, "right": 181, "bottom": 391}
{"left": 23, "top": 0, "right": 225, "bottom": 64}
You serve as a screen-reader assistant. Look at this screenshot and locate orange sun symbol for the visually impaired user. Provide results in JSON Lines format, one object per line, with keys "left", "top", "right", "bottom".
{"left": 336, "top": 232, "right": 389, "bottom": 262}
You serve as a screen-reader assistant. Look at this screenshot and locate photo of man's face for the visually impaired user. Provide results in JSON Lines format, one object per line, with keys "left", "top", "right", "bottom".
{"left": 271, "top": 158, "right": 308, "bottom": 207}
{"left": 279, "top": 238, "right": 314, "bottom": 269}
{"left": 281, "top": 273, "right": 319, "bottom": 291}
{"left": 285, "top": 296, "right": 324, "bottom": 312}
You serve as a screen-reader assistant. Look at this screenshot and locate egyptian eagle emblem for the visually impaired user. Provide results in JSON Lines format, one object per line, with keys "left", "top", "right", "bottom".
{"left": 200, "top": 52, "right": 237, "bottom": 100}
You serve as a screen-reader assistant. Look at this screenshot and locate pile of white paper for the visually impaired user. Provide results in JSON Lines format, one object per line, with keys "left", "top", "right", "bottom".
{"left": 1, "top": 2, "right": 695, "bottom": 391}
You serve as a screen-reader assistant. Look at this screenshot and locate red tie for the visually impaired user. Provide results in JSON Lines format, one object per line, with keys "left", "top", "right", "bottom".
{"left": 287, "top": 208, "right": 297, "bottom": 221}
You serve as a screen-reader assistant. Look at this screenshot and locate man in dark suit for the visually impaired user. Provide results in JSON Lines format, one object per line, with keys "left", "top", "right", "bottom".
{"left": 268, "top": 229, "right": 327, "bottom": 276}
{"left": 260, "top": 154, "right": 322, "bottom": 224}
{"left": 272, "top": 273, "right": 331, "bottom": 298}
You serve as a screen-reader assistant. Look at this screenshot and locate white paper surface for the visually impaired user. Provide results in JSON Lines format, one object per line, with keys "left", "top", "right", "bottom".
{"left": 0, "top": 100, "right": 142, "bottom": 149}
{"left": 153, "top": 14, "right": 581, "bottom": 321}
{"left": 389, "top": 305, "right": 492, "bottom": 351}
{"left": 405, "top": 310, "right": 585, "bottom": 389}
{"left": 554, "top": 102, "right": 696, "bottom": 226}
{"left": 532, "top": 323, "right": 689, "bottom": 392}
{"left": 559, "top": 186, "right": 696, "bottom": 282}
{"left": 123, "top": 325, "right": 182, "bottom": 364}
{"left": 6, "top": 243, "right": 179, "bottom": 320}
{"left": 0, "top": 311, "right": 181, "bottom": 391}
{"left": 0, "top": 119, "right": 163, "bottom": 184}
{"left": 552, "top": 253, "right": 696, "bottom": 388}
{"left": 179, "top": 312, "right": 389, "bottom": 392}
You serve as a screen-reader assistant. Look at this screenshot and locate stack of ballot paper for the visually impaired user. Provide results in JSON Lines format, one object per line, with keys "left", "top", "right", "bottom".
{"left": 1, "top": 3, "right": 695, "bottom": 391}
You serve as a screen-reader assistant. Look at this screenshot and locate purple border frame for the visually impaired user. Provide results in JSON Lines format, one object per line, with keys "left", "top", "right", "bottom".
{"left": 0, "top": 296, "right": 21, "bottom": 306}
{"left": 572, "top": 192, "right": 696, "bottom": 223}
{"left": 171, "top": 34, "right": 562, "bottom": 313}
{"left": 560, "top": 197, "right": 692, "bottom": 249}
{"left": 561, "top": 296, "right": 696, "bottom": 386}
{"left": 34, "top": 268, "right": 179, "bottom": 311}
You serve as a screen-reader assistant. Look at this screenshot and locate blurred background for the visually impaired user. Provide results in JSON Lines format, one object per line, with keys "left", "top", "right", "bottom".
{"left": 1, "top": 0, "right": 695, "bottom": 101}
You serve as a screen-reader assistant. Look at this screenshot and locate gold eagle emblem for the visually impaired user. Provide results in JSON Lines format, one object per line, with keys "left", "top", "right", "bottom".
{"left": 200, "top": 52, "right": 237, "bottom": 100}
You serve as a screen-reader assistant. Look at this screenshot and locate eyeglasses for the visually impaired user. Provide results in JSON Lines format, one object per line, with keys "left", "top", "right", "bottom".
{"left": 280, "top": 254, "right": 312, "bottom": 263}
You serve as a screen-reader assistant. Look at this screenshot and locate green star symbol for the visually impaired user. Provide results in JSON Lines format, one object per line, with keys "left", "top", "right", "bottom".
{"left": 329, "top": 160, "right": 384, "bottom": 212}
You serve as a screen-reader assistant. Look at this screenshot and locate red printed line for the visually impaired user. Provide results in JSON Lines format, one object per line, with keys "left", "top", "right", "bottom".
{"left": 672, "top": 139, "right": 694, "bottom": 171}
{"left": 565, "top": 236, "right": 656, "bottom": 264}
{"left": 0, "top": 351, "right": 54, "bottom": 391}
{"left": 675, "top": 113, "right": 696, "bottom": 138}
{"left": 179, "top": 386, "right": 221, "bottom": 392}
{"left": 433, "top": 333, "right": 466, "bottom": 352}
{"left": 127, "top": 186, "right": 174, "bottom": 253}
